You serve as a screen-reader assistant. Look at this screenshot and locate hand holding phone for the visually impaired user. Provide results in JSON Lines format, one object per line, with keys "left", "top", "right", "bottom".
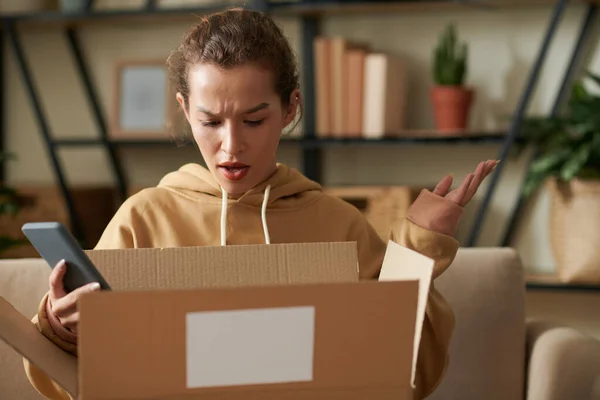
{"left": 21, "top": 221, "right": 112, "bottom": 335}
{"left": 48, "top": 260, "right": 101, "bottom": 334}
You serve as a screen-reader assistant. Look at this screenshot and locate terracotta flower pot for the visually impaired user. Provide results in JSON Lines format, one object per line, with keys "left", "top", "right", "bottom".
{"left": 430, "top": 85, "right": 474, "bottom": 134}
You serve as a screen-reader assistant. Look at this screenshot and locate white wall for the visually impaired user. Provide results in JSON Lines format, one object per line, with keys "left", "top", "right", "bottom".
{"left": 4, "top": 3, "right": 600, "bottom": 279}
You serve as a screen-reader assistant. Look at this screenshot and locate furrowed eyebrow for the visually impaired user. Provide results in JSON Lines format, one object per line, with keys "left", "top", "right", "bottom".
{"left": 195, "top": 103, "right": 270, "bottom": 116}
{"left": 196, "top": 105, "right": 215, "bottom": 116}
{"left": 244, "top": 103, "right": 270, "bottom": 114}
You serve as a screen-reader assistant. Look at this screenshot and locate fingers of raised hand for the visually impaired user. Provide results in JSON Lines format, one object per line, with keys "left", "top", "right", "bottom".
{"left": 462, "top": 161, "right": 488, "bottom": 205}
{"left": 433, "top": 174, "right": 454, "bottom": 197}
{"left": 455, "top": 173, "right": 475, "bottom": 204}
{"left": 462, "top": 160, "right": 500, "bottom": 205}
{"left": 434, "top": 159, "right": 500, "bottom": 206}
{"left": 443, "top": 172, "right": 473, "bottom": 205}
{"left": 484, "top": 159, "right": 498, "bottom": 177}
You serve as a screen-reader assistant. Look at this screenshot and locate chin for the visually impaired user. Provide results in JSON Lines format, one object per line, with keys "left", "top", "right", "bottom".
{"left": 212, "top": 164, "right": 276, "bottom": 195}
{"left": 219, "top": 180, "right": 254, "bottom": 196}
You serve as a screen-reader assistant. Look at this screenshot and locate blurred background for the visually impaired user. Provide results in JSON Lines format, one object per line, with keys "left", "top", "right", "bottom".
{"left": 1, "top": 0, "right": 599, "bottom": 338}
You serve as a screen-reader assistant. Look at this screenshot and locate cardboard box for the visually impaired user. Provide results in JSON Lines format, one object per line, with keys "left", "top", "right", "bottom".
{"left": 0, "top": 240, "right": 434, "bottom": 400}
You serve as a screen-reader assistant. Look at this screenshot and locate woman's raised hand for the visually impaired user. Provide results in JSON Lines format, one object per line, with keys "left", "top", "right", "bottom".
{"left": 433, "top": 160, "right": 499, "bottom": 207}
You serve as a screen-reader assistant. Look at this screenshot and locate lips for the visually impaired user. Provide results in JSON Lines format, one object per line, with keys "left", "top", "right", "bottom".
{"left": 218, "top": 162, "right": 250, "bottom": 181}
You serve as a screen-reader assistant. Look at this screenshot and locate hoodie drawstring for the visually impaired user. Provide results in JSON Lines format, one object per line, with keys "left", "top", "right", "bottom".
{"left": 220, "top": 185, "right": 271, "bottom": 246}
{"left": 261, "top": 185, "right": 271, "bottom": 245}
{"left": 221, "top": 187, "right": 228, "bottom": 246}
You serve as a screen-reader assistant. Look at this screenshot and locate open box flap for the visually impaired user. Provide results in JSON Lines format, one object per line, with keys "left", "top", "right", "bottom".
{"left": 378, "top": 240, "right": 435, "bottom": 388}
{"left": 85, "top": 242, "right": 359, "bottom": 291}
{"left": 0, "top": 296, "right": 78, "bottom": 398}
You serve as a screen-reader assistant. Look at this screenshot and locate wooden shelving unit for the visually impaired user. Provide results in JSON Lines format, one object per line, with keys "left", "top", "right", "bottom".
{"left": 51, "top": 131, "right": 514, "bottom": 148}
{"left": 1, "top": 0, "right": 599, "bottom": 293}
{"left": 2, "top": 0, "right": 591, "bottom": 25}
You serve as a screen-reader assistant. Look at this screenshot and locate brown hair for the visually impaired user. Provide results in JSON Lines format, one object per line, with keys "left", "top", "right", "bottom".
{"left": 166, "top": 8, "right": 302, "bottom": 130}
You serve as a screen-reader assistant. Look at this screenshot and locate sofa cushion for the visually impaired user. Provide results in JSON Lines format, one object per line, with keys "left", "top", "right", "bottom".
{"left": 428, "top": 247, "right": 527, "bottom": 400}
{"left": 0, "top": 258, "right": 51, "bottom": 400}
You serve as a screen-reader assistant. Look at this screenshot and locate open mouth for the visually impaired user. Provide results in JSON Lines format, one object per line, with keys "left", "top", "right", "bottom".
{"left": 219, "top": 162, "right": 250, "bottom": 181}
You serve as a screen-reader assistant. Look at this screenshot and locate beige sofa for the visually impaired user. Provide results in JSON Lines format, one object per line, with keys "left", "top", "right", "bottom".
{"left": 1, "top": 248, "right": 599, "bottom": 400}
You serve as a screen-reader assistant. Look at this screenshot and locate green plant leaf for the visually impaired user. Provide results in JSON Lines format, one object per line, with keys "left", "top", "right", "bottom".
{"left": 569, "top": 98, "right": 600, "bottom": 125}
{"left": 560, "top": 142, "right": 593, "bottom": 181}
{"left": 523, "top": 171, "right": 550, "bottom": 197}
{"left": 521, "top": 149, "right": 570, "bottom": 196}
{"left": 590, "top": 132, "right": 600, "bottom": 155}
{"left": 432, "top": 23, "right": 468, "bottom": 85}
{"left": 529, "top": 149, "right": 571, "bottom": 174}
{"left": 570, "top": 81, "right": 590, "bottom": 102}
{"left": 519, "top": 69, "right": 600, "bottom": 195}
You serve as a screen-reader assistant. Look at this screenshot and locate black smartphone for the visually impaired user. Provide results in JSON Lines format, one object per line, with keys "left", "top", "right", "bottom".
{"left": 21, "top": 221, "right": 111, "bottom": 292}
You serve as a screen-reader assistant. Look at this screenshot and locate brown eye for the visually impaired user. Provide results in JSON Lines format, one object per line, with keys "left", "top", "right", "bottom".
{"left": 245, "top": 119, "right": 264, "bottom": 127}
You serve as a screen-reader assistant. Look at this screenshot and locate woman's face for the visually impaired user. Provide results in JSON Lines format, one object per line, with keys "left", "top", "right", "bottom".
{"left": 177, "top": 63, "right": 299, "bottom": 195}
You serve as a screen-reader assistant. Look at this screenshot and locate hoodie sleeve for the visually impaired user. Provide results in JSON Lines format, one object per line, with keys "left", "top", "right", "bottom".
{"left": 23, "top": 197, "right": 143, "bottom": 400}
{"left": 393, "top": 189, "right": 461, "bottom": 400}
{"left": 22, "top": 294, "right": 76, "bottom": 400}
{"left": 351, "top": 189, "right": 461, "bottom": 400}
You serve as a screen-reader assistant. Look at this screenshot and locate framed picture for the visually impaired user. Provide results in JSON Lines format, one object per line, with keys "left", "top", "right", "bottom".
{"left": 112, "top": 60, "right": 176, "bottom": 140}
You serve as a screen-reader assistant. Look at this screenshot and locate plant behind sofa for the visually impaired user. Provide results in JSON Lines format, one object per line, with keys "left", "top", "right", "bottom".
{"left": 519, "top": 71, "right": 600, "bottom": 284}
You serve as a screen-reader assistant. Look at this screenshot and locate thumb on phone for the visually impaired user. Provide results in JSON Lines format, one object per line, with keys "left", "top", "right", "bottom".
{"left": 49, "top": 259, "right": 68, "bottom": 304}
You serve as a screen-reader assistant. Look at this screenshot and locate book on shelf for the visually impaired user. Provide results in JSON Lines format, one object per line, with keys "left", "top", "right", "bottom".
{"left": 313, "top": 35, "right": 408, "bottom": 139}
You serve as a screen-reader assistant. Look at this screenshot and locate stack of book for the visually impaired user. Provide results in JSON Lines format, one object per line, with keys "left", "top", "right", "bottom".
{"left": 313, "top": 36, "right": 408, "bottom": 139}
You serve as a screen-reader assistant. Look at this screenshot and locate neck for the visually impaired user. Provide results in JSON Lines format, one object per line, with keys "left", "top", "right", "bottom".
{"left": 225, "top": 163, "right": 279, "bottom": 200}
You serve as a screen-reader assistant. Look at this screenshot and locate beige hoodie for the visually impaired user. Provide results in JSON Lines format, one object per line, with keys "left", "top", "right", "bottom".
{"left": 24, "top": 163, "right": 462, "bottom": 400}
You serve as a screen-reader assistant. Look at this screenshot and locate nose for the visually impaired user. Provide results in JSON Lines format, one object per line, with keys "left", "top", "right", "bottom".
{"left": 220, "top": 122, "right": 245, "bottom": 156}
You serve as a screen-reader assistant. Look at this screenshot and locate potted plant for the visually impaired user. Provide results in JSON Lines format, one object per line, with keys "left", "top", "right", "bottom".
{"left": 430, "top": 23, "right": 474, "bottom": 134}
{"left": 519, "top": 71, "right": 600, "bottom": 284}
{"left": 0, "top": 153, "right": 27, "bottom": 257}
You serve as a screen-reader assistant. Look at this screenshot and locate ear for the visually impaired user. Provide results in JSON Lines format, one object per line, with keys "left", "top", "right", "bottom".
{"left": 176, "top": 92, "right": 191, "bottom": 123}
{"left": 283, "top": 89, "right": 301, "bottom": 128}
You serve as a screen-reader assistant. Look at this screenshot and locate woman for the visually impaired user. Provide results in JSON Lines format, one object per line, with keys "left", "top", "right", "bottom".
{"left": 24, "top": 8, "right": 496, "bottom": 400}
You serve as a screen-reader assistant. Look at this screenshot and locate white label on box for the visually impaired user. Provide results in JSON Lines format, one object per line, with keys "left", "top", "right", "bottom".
{"left": 186, "top": 306, "right": 315, "bottom": 388}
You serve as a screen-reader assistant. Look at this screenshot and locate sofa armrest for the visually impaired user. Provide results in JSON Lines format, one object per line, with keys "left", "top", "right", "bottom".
{"left": 526, "top": 319, "right": 600, "bottom": 400}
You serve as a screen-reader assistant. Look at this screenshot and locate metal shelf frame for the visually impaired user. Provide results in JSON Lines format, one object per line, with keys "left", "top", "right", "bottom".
{"left": 499, "top": 3, "right": 599, "bottom": 248}
{"left": 50, "top": 133, "right": 512, "bottom": 147}
{"left": 468, "top": 0, "right": 600, "bottom": 247}
{"left": 2, "top": 0, "right": 600, "bottom": 292}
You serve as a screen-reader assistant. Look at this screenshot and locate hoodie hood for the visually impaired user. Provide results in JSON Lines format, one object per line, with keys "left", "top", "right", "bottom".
{"left": 157, "top": 163, "right": 322, "bottom": 208}
{"left": 157, "top": 163, "right": 323, "bottom": 245}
